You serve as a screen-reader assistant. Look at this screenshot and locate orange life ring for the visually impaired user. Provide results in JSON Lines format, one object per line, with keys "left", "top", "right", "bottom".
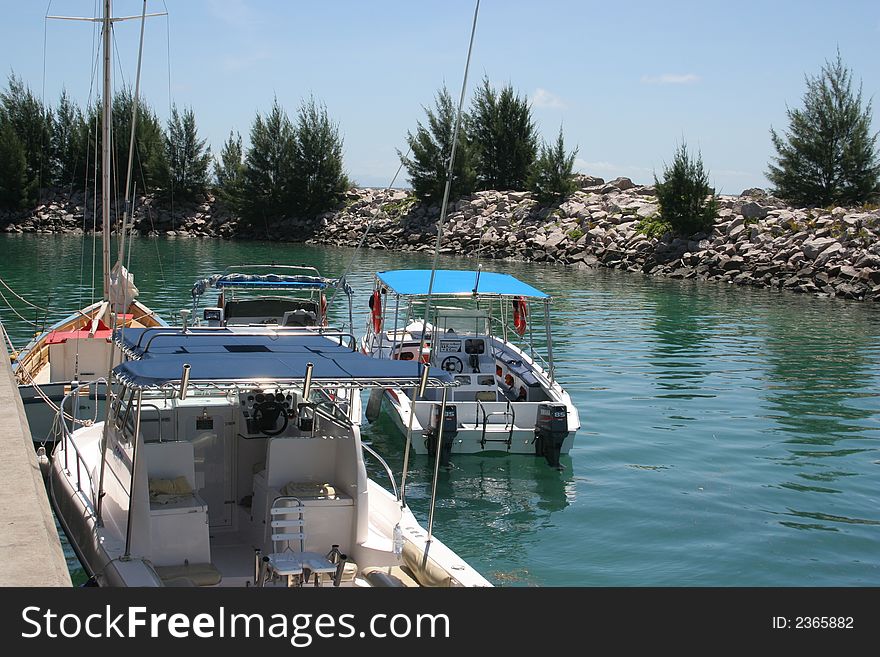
{"left": 512, "top": 296, "right": 528, "bottom": 337}
{"left": 370, "top": 289, "right": 383, "bottom": 333}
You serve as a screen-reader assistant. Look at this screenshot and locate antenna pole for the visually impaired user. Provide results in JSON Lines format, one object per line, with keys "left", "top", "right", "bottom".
{"left": 101, "top": 0, "right": 112, "bottom": 302}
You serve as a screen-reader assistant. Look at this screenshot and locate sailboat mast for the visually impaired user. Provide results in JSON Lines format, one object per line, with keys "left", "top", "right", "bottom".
{"left": 101, "top": 0, "right": 112, "bottom": 302}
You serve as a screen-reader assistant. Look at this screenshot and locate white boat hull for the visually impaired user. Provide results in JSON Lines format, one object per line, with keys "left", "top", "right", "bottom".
{"left": 377, "top": 387, "right": 577, "bottom": 457}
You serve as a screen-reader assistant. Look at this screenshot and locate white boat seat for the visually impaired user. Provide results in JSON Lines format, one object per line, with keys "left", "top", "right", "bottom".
{"left": 262, "top": 496, "right": 338, "bottom": 587}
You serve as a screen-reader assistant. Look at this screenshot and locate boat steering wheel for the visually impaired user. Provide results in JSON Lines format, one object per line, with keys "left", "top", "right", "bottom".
{"left": 252, "top": 400, "right": 289, "bottom": 436}
{"left": 441, "top": 356, "right": 463, "bottom": 373}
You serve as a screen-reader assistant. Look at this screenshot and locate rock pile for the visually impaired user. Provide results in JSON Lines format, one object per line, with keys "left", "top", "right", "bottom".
{"left": 6, "top": 179, "right": 880, "bottom": 301}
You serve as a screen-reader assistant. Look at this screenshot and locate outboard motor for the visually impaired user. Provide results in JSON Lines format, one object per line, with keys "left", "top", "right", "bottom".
{"left": 424, "top": 403, "right": 457, "bottom": 466}
{"left": 534, "top": 403, "right": 568, "bottom": 469}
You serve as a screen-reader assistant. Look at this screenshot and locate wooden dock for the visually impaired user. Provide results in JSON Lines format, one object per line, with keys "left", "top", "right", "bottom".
{"left": 0, "top": 336, "right": 71, "bottom": 586}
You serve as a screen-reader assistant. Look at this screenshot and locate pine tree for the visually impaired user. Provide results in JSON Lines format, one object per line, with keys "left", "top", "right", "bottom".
{"left": 654, "top": 141, "right": 717, "bottom": 236}
{"left": 469, "top": 77, "right": 537, "bottom": 191}
{"left": 0, "top": 119, "right": 27, "bottom": 209}
{"left": 767, "top": 52, "right": 880, "bottom": 206}
{"left": 87, "top": 89, "right": 169, "bottom": 195}
{"left": 399, "top": 85, "right": 475, "bottom": 204}
{"left": 214, "top": 130, "right": 244, "bottom": 205}
{"left": 164, "top": 105, "right": 211, "bottom": 201}
{"left": 240, "top": 98, "right": 296, "bottom": 224}
{"left": 0, "top": 73, "right": 52, "bottom": 203}
{"left": 51, "top": 89, "right": 88, "bottom": 188}
{"left": 290, "top": 96, "right": 350, "bottom": 218}
{"left": 528, "top": 126, "right": 578, "bottom": 203}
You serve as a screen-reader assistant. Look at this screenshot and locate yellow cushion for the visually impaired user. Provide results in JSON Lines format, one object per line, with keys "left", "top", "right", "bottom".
{"left": 280, "top": 481, "right": 337, "bottom": 499}
{"left": 149, "top": 476, "right": 192, "bottom": 497}
{"left": 154, "top": 562, "right": 221, "bottom": 587}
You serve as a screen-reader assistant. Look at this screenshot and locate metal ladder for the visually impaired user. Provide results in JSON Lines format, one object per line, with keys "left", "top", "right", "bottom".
{"left": 477, "top": 400, "right": 515, "bottom": 450}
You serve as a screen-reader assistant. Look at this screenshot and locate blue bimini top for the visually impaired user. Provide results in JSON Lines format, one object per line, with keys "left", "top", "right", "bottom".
{"left": 376, "top": 269, "right": 549, "bottom": 299}
{"left": 111, "top": 327, "right": 453, "bottom": 390}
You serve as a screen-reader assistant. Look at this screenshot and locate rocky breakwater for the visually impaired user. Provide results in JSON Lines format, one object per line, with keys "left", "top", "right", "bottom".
{"left": 308, "top": 180, "right": 880, "bottom": 301}
{"left": 2, "top": 190, "right": 238, "bottom": 239}
{"left": 6, "top": 181, "right": 880, "bottom": 301}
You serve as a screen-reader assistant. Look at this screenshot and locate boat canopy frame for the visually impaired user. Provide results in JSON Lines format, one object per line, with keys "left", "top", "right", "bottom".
{"left": 370, "top": 269, "right": 556, "bottom": 381}
{"left": 111, "top": 327, "right": 457, "bottom": 393}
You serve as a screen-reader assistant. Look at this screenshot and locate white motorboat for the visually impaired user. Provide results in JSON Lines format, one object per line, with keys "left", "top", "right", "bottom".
{"left": 48, "top": 325, "right": 491, "bottom": 587}
{"left": 361, "top": 268, "right": 579, "bottom": 469}
{"left": 189, "top": 264, "right": 354, "bottom": 332}
{"left": 188, "top": 263, "right": 361, "bottom": 424}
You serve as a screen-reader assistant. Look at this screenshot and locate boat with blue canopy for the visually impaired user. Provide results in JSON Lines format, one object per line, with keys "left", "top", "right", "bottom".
{"left": 361, "top": 268, "right": 579, "bottom": 469}
{"left": 48, "top": 326, "right": 491, "bottom": 587}
{"left": 189, "top": 264, "right": 353, "bottom": 331}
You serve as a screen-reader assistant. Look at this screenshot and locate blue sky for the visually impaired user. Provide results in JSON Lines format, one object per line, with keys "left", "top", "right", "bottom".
{"left": 2, "top": 0, "right": 879, "bottom": 194}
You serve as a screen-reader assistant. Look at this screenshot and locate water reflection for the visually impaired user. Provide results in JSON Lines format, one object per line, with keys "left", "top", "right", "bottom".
{"left": 5, "top": 234, "right": 880, "bottom": 585}
{"left": 760, "top": 300, "right": 880, "bottom": 531}
{"left": 647, "top": 290, "right": 716, "bottom": 400}
{"left": 362, "top": 414, "right": 575, "bottom": 584}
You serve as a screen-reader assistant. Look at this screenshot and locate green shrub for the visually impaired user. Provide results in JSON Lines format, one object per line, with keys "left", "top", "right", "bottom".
{"left": 653, "top": 141, "right": 717, "bottom": 235}
{"left": 637, "top": 214, "right": 672, "bottom": 239}
{"left": 528, "top": 127, "right": 578, "bottom": 203}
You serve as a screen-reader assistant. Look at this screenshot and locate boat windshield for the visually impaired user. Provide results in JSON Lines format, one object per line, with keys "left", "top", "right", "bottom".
{"left": 433, "top": 308, "right": 489, "bottom": 335}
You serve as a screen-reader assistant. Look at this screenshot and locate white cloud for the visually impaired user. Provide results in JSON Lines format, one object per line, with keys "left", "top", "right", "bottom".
{"left": 531, "top": 88, "right": 567, "bottom": 109}
{"left": 640, "top": 73, "right": 700, "bottom": 85}
{"left": 207, "top": 0, "right": 260, "bottom": 28}
{"left": 222, "top": 47, "right": 271, "bottom": 73}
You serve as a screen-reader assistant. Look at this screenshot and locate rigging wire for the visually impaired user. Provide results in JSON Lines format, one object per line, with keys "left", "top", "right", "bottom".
{"left": 0, "top": 276, "right": 50, "bottom": 312}
{"left": 399, "top": 1, "right": 480, "bottom": 547}
{"left": 117, "top": 0, "right": 149, "bottom": 269}
{"left": 78, "top": 2, "right": 103, "bottom": 316}
{"left": 323, "top": 145, "right": 411, "bottom": 323}
{"left": 117, "top": 0, "right": 150, "bottom": 328}
{"left": 91, "top": 0, "right": 100, "bottom": 305}
{"left": 39, "top": 2, "right": 52, "bottom": 204}
{"left": 0, "top": 287, "right": 41, "bottom": 327}
{"left": 163, "top": 0, "right": 176, "bottom": 245}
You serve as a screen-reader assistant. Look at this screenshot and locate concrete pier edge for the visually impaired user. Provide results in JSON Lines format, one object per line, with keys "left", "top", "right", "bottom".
{"left": 0, "top": 333, "right": 72, "bottom": 586}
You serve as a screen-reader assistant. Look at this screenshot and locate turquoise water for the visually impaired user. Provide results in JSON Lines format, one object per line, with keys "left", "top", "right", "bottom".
{"left": 2, "top": 233, "right": 879, "bottom": 586}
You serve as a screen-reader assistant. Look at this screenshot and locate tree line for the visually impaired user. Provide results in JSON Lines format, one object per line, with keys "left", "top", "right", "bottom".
{"left": 1, "top": 53, "right": 878, "bottom": 237}
{"left": 0, "top": 76, "right": 351, "bottom": 226}
{"left": 399, "top": 77, "right": 579, "bottom": 204}
{"left": 0, "top": 74, "right": 208, "bottom": 210}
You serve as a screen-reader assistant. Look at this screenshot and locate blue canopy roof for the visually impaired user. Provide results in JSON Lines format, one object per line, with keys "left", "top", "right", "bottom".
{"left": 376, "top": 269, "right": 548, "bottom": 299}
{"left": 116, "top": 327, "right": 347, "bottom": 359}
{"left": 112, "top": 328, "right": 453, "bottom": 389}
{"left": 191, "top": 272, "right": 345, "bottom": 300}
